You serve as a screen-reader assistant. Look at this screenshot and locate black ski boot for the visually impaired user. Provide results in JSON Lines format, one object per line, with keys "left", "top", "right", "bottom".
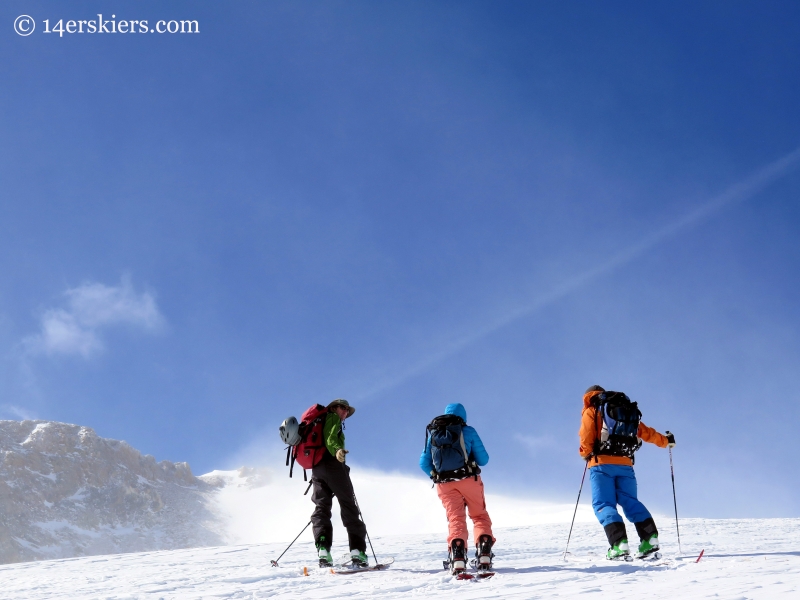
{"left": 446, "top": 538, "right": 467, "bottom": 575}
{"left": 475, "top": 534, "right": 494, "bottom": 571}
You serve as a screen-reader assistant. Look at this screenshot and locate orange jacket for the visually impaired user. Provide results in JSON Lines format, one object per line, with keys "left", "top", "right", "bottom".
{"left": 579, "top": 390, "right": 668, "bottom": 467}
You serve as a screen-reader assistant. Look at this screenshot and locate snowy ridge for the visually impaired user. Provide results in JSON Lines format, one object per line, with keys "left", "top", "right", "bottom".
{"left": 0, "top": 420, "right": 223, "bottom": 564}
{"left": 0, "top": 518, "right": 797, "bottom": 598}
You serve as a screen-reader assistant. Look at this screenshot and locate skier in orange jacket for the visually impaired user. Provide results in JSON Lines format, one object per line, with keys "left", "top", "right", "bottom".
{"left": 579, "top": 385, "right": 675, "bottom": 560}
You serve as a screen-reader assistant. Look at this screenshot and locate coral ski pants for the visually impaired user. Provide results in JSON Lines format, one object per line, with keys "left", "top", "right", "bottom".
{"left": 436, "top": 475, "right": 494, "bottom": 547}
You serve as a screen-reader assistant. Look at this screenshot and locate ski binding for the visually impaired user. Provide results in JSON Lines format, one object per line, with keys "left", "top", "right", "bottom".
{"left": 607, "top": 553, "right": 634, "bottom": 562}
{"left": 445, "top": 560, "right": 494, "bottom": 580}
{"left": 330, "top": 557, "right": 394, "bottom": 574}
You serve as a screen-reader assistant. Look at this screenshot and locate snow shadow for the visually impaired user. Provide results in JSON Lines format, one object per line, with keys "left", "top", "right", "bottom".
{"left": 495, "top": 563, "right": 673, "bottom": 575}
{"left": 676, "top": 551, "right": 800, "bottom": 560}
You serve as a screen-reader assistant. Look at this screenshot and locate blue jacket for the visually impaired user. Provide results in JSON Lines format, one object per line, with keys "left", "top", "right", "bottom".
{"left": 419, "top": 403, "right": 489, "bottom": 476}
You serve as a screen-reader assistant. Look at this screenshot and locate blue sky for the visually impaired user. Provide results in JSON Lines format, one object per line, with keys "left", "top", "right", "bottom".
{"left": 2, "top": 1, "right": 800, "bottom": 518}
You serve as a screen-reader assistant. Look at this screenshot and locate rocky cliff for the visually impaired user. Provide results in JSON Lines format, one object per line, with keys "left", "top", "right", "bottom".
{"left": 0, "top": 420, "right": 223, "bottom": 564}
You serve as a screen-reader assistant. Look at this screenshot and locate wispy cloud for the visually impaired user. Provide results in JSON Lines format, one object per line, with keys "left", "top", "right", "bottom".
{"left": 514, "top": 433, "right": 556, "bottom": 456}
{"left": 23, "top": 277, "right": 164, "bottom": 358}
{"left": 357, "top": 147, "right": 800, "bottom": 400}
{"left": 0, "top": 404, "right": 36, "bottom": 421}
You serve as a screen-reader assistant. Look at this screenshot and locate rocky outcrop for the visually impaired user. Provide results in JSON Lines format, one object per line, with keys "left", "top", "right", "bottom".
{"left": 0, "top": 420, "right": 224, "bottom": 564}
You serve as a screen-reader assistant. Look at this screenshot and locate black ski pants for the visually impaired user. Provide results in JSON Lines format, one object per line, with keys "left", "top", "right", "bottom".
{"left": 310, "top": 453, "right": 367, "bottom": 552}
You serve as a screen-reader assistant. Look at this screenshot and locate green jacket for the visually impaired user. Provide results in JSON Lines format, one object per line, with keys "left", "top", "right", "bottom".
{"left": 323, "top": 412, "right": 345, "bottom": 457}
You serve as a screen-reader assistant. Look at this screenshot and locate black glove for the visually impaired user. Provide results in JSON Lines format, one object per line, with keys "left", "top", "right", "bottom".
{"left": 665, "top": 431, "right": 676, "bottom": 448}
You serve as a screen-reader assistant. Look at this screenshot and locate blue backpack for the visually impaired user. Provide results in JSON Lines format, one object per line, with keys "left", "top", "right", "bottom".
{"left": 592, "top": 391, "right": 643, "bottom": 461}
{"left": 425, "top": 414, "right": 480, "bottom": 483}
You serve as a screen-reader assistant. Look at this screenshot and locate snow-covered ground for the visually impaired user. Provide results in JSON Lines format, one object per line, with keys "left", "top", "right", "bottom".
{"left": 2, "top": 518, "right": 797, "bottom": 599}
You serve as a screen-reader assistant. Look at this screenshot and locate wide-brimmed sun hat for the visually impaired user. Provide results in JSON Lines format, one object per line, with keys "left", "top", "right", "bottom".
{"left": 328, "top": 398, "right": 355, "bottom": 417}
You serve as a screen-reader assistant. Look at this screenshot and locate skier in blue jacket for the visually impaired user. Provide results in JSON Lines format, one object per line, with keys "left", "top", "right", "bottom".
{"left": 420, "top": 403, "right": 494, "bottom": 573}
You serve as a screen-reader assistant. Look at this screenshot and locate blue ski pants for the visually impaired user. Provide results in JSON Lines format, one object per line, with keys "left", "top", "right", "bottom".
{"left": 589, "top": 464, "right": 652, "bottom": 527}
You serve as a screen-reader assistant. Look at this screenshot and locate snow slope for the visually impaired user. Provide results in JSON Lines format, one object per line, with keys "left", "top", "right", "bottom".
{"left": 1, "top": 518, "right": 797, "bottom": 599}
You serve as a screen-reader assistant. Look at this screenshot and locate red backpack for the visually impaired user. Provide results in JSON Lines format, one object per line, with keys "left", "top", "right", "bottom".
{"left": 286, "top": 404, "right": 329, "bottom": 480}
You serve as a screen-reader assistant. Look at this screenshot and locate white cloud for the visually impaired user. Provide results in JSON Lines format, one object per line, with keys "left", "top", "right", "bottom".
{"left": 24, "top": 277, "right": 164, "bottom": 358}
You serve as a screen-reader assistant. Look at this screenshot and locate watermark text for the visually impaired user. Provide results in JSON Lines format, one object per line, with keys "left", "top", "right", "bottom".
{"left": 15, "top": 14, "right": 200, "bottom": 37}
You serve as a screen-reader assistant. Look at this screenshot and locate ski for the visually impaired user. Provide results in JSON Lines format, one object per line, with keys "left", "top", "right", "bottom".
{"left": 453, "top": 570, "right": 495, "bottom": 580}
{"left": 330, "top": 557, "right": 394, "bottom": 574}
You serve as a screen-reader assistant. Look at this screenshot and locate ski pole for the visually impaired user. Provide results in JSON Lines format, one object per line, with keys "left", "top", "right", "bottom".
{"left": 669, "top": 445, "right": 682, "bottom": 555}
{"left": 270, "top": 521, "right": 312, "bottom": 567}
{"left": 352, "top": 490, "right": 379, "bottom": 565}
{"left": 563, "top": 461, "right": 588, "bottom": 561}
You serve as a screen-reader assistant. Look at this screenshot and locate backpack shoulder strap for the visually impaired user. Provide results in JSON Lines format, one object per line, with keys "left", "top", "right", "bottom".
{"left": 458, "top": 429, "right": 469, "bottom": 463}
{"left": 591, "top": 395, "right": 605, "bottom": 463}
{"left": 458, "top": 427, "right": 479, "bottom": 480}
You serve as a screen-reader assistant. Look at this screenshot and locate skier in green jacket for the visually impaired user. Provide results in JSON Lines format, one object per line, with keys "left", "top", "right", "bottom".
{"left": 311, "top": 399, "right": 368, "bottom": 567}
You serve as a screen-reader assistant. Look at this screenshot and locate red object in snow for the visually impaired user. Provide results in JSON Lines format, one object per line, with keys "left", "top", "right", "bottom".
{"left": 696, "top": 549, "right": 705, "bottom": 563}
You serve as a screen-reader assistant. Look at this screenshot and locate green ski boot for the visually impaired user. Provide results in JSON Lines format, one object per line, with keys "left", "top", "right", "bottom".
{"left": 350, "top": 549, "right": 369, "bottom": 568}
{"left": 317, "top": 545, "right": 333, "bottom": 568}
{"left": 636, "top": 535, "right": 659, "bottom": 559}
{"left": 606, "top": 539, "right": 630, "bottom": 560}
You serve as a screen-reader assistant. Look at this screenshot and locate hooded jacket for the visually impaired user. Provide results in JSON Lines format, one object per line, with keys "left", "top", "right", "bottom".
{"left": 579, "top": 389, "right": 668, "bottom": 467}
{"left": 419, "top": 403, "right": 489, "bottom": 477}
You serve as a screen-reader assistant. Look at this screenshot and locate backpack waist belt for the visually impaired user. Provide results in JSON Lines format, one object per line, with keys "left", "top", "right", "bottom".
{"left": 432, "top": 464, "right": 481, "bottom": 484}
